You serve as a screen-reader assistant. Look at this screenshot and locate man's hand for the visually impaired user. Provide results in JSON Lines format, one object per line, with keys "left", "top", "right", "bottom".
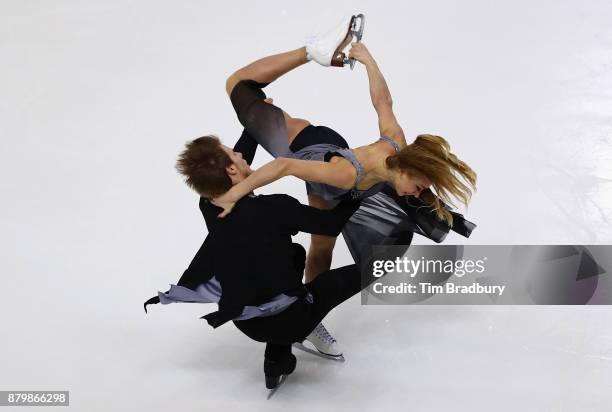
{"left": 348, "top": 42, "right": 375, "bottom": 66}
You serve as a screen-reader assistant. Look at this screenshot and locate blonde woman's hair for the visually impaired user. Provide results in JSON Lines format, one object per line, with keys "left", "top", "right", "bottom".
{"left": 385, "top": 134, "right": 477, "bottom": 225}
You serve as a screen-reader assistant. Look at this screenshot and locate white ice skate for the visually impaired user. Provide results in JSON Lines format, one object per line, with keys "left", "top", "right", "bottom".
{"left": 294, "top": 322, "right": 345, "bottom": 362}
{"left": 306, "top": 14, "right": 365, "bottom": 69}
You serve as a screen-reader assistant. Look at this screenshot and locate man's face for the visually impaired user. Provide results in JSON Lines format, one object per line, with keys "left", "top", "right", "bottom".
{"left": 220, "top": 145, "right": 252, "bottom": 182}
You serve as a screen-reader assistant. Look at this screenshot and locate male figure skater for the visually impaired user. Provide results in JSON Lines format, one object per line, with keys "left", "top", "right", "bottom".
{"left": 144, "top": 130, "right": 370, "bottom": 390}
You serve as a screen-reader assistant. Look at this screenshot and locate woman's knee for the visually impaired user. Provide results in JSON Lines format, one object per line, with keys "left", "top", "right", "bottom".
{"left": 225, "top": 74, "right": 241, "bottom": 96}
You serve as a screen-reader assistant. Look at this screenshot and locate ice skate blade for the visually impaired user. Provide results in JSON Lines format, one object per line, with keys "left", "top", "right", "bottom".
{"left": 293, "top": 342, "right": 346, "bottom": 362}
{"left": 352, "top": 14, "right": 365, "bottom": 41}
{"left": 266, "top": 374, "right": 287, "bottom": 400}
{"left": 345, "top": 13, "right": 365, "bottom": 70}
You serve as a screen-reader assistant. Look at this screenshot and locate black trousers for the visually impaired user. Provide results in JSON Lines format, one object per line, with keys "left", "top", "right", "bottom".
{"left": 233, "top": 263, "right": 366, "bottom": 360}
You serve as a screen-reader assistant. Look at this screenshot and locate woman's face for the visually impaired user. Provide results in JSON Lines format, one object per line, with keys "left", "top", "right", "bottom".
{"left": 392, "top": 171, "right": 431, "bottom": 198}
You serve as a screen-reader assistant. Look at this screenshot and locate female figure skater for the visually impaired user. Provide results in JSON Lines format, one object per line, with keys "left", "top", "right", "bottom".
{"left": 216, "top": 15, "right": 476, "bottom": 265}
{"left": 215, "top": 14, "right": 477, "bottom": 354}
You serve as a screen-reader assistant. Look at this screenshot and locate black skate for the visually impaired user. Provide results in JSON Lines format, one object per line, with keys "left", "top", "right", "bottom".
{"left": 264, "top": 354, "right": 296, "bottom": 399}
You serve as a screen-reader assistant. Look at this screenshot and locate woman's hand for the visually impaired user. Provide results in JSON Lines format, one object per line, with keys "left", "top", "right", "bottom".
{"left": 348, "top": 42, "right": 375, "bottom": 66}
{"left": 211, "top": 192, "right": 237, "bottom": 218}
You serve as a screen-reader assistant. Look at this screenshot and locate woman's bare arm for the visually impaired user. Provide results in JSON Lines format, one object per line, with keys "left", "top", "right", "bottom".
{"left": 212, "top": 157, "right": 356, "bottom": 217}
{"left": 349, "top": 43, "right": 407, "bottom": 147}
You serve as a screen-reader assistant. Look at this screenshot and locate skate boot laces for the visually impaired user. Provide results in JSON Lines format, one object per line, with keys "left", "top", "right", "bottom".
{"left": 314, "top": 323, "right": 336, "bottom": 345}
{"left": 302, "top": 323, "right": 343, "bottom": 358}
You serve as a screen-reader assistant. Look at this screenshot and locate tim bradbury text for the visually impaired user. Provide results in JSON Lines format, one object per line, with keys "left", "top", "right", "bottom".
{"left": 372, "top": 282, "right": 506, "bottom": 296}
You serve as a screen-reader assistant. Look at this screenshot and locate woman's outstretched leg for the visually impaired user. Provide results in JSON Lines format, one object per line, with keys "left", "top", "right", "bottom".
{"left": 226, "top": 47, "right": 308, "bottom": 95}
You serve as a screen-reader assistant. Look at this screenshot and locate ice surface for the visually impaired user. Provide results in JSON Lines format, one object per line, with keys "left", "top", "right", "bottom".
{"left": 1, "top": 1, "right": 611, "bottom": 410}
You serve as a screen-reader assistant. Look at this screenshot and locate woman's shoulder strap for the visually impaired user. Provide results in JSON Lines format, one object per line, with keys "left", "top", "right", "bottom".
{"left": 379, "top": 135, "right": 401, "bottom": 154}
{"left": 326, "top": 148, "right": 364, "bottom": 189}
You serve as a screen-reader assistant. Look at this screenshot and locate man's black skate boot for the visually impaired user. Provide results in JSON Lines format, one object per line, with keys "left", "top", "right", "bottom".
{"left": 264, "top": 354, "right": 296, "bottom": 389}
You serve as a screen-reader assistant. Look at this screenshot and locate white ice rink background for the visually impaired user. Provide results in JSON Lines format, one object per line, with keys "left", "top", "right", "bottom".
{"left": 1, "top": 1, "right": 612, "bottom": 410}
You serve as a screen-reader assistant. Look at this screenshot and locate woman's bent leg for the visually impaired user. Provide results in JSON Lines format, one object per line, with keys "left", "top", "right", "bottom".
{"left": 305, "top": 194, "right": 338, "bottom": 282}
{"left": 226, "top": 48, "right": 311, "bottom": 158}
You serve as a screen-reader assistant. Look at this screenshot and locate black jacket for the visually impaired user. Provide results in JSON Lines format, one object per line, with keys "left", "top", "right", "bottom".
{"left": 145, "top": 130, "right": 360, "bottom": 327}
{"left": 181, "top": 193, "right": 360, "bottom": 327}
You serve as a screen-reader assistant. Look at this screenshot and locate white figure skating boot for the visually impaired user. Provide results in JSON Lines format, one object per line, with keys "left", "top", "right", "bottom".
{"left": 294, "top": 322, "right": 345, "bottom": 362}
{"left": 306, "top": 14, "right": 365, "bottom": 69}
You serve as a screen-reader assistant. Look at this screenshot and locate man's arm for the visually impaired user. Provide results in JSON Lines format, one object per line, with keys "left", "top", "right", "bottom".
{"left": 349, "top": 43, "right": 406, "bottom": 146}
{"left": 271, "top": 195, "right": 362, "bottom": 237}
{"left": 176, "top": 235, "right": 215, "bottom": 289}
